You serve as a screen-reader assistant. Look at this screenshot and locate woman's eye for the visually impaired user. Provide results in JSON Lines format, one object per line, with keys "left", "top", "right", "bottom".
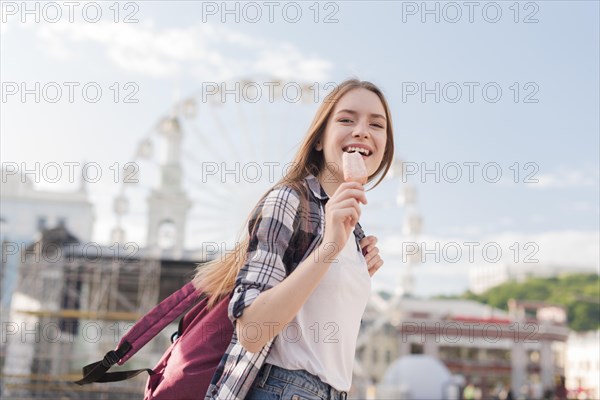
{"left": 339, "top": 118, "right": 383, "bottom": 128}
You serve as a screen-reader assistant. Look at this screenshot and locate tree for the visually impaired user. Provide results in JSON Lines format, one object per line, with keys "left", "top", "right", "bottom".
{"left": 458, "top": 273, "right": 599, "bottom": 332}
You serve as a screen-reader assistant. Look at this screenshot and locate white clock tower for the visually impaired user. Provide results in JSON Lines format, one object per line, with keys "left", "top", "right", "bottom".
{"left": 146, "top": 116, "right": 192, "bottom": 259}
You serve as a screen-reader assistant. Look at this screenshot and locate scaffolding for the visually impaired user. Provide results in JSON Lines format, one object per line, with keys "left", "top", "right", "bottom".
{"left": 1, "top": 227, "right": 164, "bottom": 399}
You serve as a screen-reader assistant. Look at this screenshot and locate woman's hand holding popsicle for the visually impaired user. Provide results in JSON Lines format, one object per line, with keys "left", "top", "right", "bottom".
{"left": 321, "top": 152, "right": 369, "bottom": 258}
{"left": 322, "top": 181, "right": 367, "bottom": 258}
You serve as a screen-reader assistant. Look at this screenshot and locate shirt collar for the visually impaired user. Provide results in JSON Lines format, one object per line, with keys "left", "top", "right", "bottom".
{"left": 305, "top": 173, "right": 329, "bottom": 201}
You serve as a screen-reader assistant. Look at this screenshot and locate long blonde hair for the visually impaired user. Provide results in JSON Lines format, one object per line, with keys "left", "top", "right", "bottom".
{"left": 192, "top": 78, "right": 395, "bottom": 309}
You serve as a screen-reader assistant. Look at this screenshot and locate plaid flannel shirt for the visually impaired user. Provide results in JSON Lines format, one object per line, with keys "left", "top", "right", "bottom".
{"left": 204, "top": 173, "right": 366, "bottom": 400}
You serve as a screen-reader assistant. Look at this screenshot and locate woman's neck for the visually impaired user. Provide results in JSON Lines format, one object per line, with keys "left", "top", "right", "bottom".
{"left": 316, "top": 169, "right": 343, "bottom": 198}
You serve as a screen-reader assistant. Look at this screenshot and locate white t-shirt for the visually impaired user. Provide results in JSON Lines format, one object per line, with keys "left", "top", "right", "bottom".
{"left": 266, "top": 232, "right": 372, "bottom": 391}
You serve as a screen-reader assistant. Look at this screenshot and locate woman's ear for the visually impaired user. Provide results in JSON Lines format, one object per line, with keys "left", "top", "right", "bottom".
{"left": 315, "top": 140, "right": 322, "bottom": 151}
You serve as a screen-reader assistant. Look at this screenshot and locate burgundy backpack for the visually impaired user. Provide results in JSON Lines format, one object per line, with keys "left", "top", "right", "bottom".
{"left": 75, "top": 282, "right": 233, "bottom": 399}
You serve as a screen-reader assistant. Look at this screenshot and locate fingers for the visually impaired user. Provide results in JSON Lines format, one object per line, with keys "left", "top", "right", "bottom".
{"left": 362, "top": 236, "right": 383, "bottom": 277}
{"left": 330, "top": 198, "right": 362, "bottom": 212}
{"left": 367, "top": 258, "right": 384, "bottom": 277}
{"left": 364, "top": 246, "right": 380, "bottom": 262}
{"left": 328, "top": 198, "right": 362, "bottom": 221}
{"left": 330, "top": 207, "right": 360, "bottom": 227}
{"left": 360, "top": 235, "right": 378, "bottom": 251}
{"left": 330, "top": 201, "right": 362, "bottom": 222}
{"left": 334, "top": 189, "right": 367, "bottom": 206}
{"left": 333, "top": 182, "right": 367, "bottom": 205}
{"left": 359, "top": 235, "right": 371, "bottom": 246}
{"left": 360, "top": 235, "right": 377, "bottom": 255}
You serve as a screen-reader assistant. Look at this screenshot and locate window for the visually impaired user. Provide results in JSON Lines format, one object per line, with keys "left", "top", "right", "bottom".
{"left": 37, "top": 216, "right": 47, "bottom": 231}
{"left": 385, "top": 349, "right": 393, "bottom": 363}
{"left": 487, "top": 349, "right": 510, "bottom": 362}
{"left": 467, "top": 347, "right": 478, "bottom": 360}
{"left": 410, "top": 343, "right": 424, "bottom": 354}
{"left": 439, "top": 346, "right": 461, "bottom": 361}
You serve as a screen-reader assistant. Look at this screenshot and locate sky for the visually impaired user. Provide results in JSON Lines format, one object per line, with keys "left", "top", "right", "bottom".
{"left": 1, "top": 0, "right": 599, "bottom": 297}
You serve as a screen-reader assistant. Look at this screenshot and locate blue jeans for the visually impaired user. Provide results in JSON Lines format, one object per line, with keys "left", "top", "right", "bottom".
{"left": 246, "top": 363, "right": 349, "bottom": 400}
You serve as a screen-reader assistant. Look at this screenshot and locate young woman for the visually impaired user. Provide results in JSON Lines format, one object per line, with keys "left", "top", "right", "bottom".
{"left": 196, "top": 78, "right": 395, "bottom": 400}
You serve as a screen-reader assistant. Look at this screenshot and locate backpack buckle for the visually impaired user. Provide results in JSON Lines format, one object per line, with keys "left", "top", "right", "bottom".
{"left": 102, "top": 351, "right": 120, "bottom": 367}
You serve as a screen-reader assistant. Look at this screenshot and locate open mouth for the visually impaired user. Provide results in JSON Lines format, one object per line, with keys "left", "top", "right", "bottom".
{"left": 342, "top": 146, "right": 371, "bottom": 157}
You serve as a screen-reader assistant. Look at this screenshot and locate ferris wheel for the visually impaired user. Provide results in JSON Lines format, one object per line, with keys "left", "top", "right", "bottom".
{"left": 110, "top": 78, "right": 314, "bottom": 253}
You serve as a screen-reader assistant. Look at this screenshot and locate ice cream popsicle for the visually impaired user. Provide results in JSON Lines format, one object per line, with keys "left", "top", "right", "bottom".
{"left": 342, "top": 151, "right": 368, "bottom": 185}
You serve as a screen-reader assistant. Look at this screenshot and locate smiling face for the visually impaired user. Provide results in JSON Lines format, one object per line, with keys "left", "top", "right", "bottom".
{"left": 315, "top": 87, "right": 388, "bottom": 189}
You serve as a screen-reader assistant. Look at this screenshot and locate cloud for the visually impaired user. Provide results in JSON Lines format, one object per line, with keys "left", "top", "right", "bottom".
{"left": 487, "top": 230, "right": 599, "bottom": 269}
{"left": 35, "top": 19, "right": 333, "bottom": 81}
{"left": 372, "top": 229, "right": 598, "bottom": 296}
{"left": 253, "top": 45, "right": 333, "bottom": 81}
{"left": 566, "top": 201, "right": 600, "bottom": 214}
{"left": 530, "top": 166, "right": 599, "bottom": 189}
{"left": 379, "top": 230, "right": 599, "bottom": 269}
{"left": 37, "top": 24, "right": 72, "bottom": 61}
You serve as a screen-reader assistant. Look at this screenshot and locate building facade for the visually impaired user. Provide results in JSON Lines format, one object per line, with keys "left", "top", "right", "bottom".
{"left": 1, "top": 170, "right": 94, "bottom": 308}
{"left": 565, "top": 330, "right": 600, "bottom": 400}
{"left": 355, "top": 297, "right": 570, "bottom": 399}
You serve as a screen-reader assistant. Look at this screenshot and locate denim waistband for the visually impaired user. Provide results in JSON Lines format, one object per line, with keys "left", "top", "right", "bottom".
{"left": 257, "top": 362, "right": 348, "bottom": 400}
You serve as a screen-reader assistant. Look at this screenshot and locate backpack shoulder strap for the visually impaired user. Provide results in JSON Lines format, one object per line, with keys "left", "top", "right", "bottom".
{"left": 75, "top": 282, "right": 203, "bottom": 385}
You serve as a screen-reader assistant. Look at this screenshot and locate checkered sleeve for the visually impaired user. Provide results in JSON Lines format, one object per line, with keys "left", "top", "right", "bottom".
{"left": 228, "top": 185, "right": 301, "bottom": 323}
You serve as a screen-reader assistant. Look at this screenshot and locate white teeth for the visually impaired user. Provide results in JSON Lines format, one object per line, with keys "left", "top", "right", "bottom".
{"left": 344, "top": 146, "right": 370, "bottom": 156}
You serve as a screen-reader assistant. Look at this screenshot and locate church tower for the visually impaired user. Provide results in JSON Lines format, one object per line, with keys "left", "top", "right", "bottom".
{"left": 146, "top": 116, "right": 192, "bottom": 259}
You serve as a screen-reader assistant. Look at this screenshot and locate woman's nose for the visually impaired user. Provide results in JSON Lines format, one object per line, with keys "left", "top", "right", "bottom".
{"left": 353, "top": 121, "right": 371, "bottom": 138}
